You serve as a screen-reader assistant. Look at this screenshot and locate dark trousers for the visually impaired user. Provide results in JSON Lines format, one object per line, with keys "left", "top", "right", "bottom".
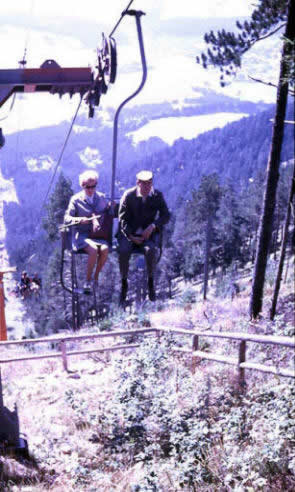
{"left": 118, "top": 234, "right": 159, "bottom": 279}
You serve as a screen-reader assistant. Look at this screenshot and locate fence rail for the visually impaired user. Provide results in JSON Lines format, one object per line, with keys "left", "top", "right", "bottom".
{"left": 1, "top": 326, "right": 294, "bottom": 388}
{"left": 0, "top": 327, "right": 157, "bottom": 346}
{"left": 160, "top": 326, "right": 295, "bottom": 382}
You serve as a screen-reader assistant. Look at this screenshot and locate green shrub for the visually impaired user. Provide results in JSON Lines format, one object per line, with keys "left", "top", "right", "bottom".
{"left": 180, "top": 287, "right": 197, "bottom": 306}
{"left": 55, "top": 335, "right": 295, "bottom": 490}
{"left": 95, "top": 341, "right": 295, "bottom": 490}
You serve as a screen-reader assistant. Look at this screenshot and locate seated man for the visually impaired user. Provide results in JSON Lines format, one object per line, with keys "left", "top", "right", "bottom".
{"left": 118, "top": 170, "right": 170, "bottom": 303}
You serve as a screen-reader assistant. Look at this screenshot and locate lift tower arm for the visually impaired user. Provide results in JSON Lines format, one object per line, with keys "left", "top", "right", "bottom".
{"left": 0, "top": 34, "right": 117, "bottom": 142}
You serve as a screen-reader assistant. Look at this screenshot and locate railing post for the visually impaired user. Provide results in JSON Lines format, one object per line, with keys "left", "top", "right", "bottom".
{"left": 191, "top": 335, "right": 199, "bottom": 374}
{"left": 0, "top": 269, "right": 16, "bottom": 341}
{"left": 238, "top": 340, "right": 246, "bottom": 390}
{"left": 60, "top": 340, "right": 68, "bottom": 372}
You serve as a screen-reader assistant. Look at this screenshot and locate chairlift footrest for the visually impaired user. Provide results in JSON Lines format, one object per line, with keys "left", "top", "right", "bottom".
{"left": 73, "top": 288, "right": 85, "bottom": 295}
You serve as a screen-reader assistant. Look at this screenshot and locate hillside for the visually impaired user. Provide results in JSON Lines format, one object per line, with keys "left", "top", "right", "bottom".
{"left": 0, "top": 95, "right": 293, "bottom": 338}
{"left": 1, "top": 262, "right": 294, "bottom": 490}
{"left": 1, "top": 101, "right": 293, "bottom": 268}
{"left": 1, "top": 99, "right": 293, "bottom": 206}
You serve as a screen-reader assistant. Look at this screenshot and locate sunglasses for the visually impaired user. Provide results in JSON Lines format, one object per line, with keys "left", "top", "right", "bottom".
{"left": 84, "top": 183, "right": 97, "bottom": 189}
{"left": 138, "top": 179, "right": 153, "bottom": 185}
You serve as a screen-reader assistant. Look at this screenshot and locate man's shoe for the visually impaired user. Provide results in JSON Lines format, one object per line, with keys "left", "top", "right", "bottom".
{"left": 83, "top": 281, "right": 92, "bottom": 295}
{"left": 148, "top": 277, "right": 156, "bottom": 302}
{"left": 120, "top": 279, "right": 128, "bottom": 305}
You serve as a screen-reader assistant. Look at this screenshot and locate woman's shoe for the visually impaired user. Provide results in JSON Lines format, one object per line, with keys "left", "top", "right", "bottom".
{"left": 83, "top": 281, "right": 92, "bottom": 294}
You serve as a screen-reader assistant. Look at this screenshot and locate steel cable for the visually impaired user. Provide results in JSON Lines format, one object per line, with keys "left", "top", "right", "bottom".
{"left": 39, "top": 95, "right": 83, "bottom": 216}
{"left": 109, "top": 0, "right": 135, "bottom": 37}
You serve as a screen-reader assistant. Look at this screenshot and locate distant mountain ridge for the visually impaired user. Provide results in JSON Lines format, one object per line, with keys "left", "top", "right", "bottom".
{"left": 0, "top": 89, "right": 272, "bottom": 184}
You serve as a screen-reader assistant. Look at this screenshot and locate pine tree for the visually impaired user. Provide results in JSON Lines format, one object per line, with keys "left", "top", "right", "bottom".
{"left": 185, "top": 174, "right": 222, "bottom": 298}
{"left": 197, "top": 0, "right": 295, "bottom": 317}
{"left": 31, "top": 173, "right": 75, "bottom": 334}
{"left": 197, "top": 0, "right": 290, "bottom": 87}
{"left": 215, "top": 184, "right": 244, "bottom": 270}
{"left": 239, "top": 172, "right": 265, "bottom": 264}
{"left": 42, "top": 173, "right": 73, "bottom": 241}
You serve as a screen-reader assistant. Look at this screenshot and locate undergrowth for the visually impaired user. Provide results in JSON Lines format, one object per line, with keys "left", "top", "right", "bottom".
{"left": 17, "top": 335, "right": 292, "bottom": 491}
{"left": 1, "top": 266, "right": 294, "bottom": 491}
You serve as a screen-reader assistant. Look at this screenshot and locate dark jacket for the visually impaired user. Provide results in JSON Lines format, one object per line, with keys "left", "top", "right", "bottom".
{"left": 119, "top": 186, "right": 170, "bottom": 239}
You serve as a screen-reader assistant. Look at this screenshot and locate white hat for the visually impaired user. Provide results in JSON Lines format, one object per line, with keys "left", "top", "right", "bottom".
{"left": 136, "top": 170, "right": 153, "bottom": 181}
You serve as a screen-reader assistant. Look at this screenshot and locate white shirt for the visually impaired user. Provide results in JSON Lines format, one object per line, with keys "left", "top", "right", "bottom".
{"left": 136, "top": 186, "right": 154, "bottom": 202}
{"left": 84, "top": 192, "right": 94, "bottom": 205}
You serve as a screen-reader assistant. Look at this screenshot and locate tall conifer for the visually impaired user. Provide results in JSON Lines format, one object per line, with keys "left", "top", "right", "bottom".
{"left": 197, "top": 0, "right": 295, "bottom": 317}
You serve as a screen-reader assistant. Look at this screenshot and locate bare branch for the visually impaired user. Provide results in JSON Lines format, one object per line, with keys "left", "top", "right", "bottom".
{"left": 248, "top": 75, "right": 278, "bottom": 88}
{"left": 252, "top": 23, "right": 286, "bottom": 44}
{"left": 248, "top": 75, "right": 295, "bottom": 96}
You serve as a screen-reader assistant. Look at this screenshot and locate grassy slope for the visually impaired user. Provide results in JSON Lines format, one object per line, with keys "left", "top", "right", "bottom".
{"left": 1, "top": 261, "right": 294, "bottom": 491}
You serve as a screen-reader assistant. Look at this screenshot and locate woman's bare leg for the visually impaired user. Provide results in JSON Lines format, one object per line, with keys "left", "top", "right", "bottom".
{"left": 84, "top": 244, "right": 98, "bottom": 282}
{"left": 94, "top": 244, "right": 109, "bottom": 281}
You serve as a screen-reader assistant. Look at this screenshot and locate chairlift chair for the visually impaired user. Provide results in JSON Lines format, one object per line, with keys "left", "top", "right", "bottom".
{"left": 60, "top": 9, "right": 165, "bottom": 324}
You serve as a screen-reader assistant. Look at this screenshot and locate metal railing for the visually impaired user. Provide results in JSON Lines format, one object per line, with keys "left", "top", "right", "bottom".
{"left": 1, "top": 326, "right": 294, "bottom": 388}
{"left": 159, "top": 326, "right": 294, "bottom": 385}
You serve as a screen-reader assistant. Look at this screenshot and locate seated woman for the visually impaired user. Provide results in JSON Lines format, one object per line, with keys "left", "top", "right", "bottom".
{"left": 64, "top": 170, "right": 109, "bottom": 293}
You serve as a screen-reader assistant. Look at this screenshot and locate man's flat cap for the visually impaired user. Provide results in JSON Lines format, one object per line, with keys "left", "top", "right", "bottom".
{"left": 136, "top": 170, "right": 153, "bottom": 181}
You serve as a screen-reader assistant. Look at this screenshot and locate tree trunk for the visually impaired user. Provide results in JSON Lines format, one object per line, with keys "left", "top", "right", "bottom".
{"left": 252, "top": 229, "right": 258, "bottom": 264}
{"left": 203, "top": 214, "right": 212, "bottom": 300}
{"left": 270, "top": 163, "right": 295, "bottom": 320}
{"left": 168, "top": 277, "right": 172, "bottom": 298}
{"left": 250, "top": 0, "right": 295, "bottom": 319}
{"left": 272, "top": 214, "right": 279, "bottom": 259}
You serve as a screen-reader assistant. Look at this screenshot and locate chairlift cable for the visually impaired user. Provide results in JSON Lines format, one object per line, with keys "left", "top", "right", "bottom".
{"left": 39, "top": 95, "right": 83, "bottom": 216}
{"left": 26, "top": 94, "right": 82, "bottom": 255}
{"left": 109, "top": 0, "right": 135, "bottom": 37}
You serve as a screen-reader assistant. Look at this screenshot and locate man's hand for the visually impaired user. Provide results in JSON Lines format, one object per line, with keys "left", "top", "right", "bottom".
{"left": 130, "top": 234, "right": 144, "bottom": 245}
{"left": 142, "top": 224, "right": 156, "bottom": 240}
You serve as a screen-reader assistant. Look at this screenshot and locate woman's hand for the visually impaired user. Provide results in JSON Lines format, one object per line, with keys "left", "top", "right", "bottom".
{"left": 78, "top": 216, "right": 91, "bottom": 225}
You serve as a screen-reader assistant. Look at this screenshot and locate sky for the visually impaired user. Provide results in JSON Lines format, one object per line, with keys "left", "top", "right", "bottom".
{"left": 0, "top": 0, "right": 282, "bottom": 134}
